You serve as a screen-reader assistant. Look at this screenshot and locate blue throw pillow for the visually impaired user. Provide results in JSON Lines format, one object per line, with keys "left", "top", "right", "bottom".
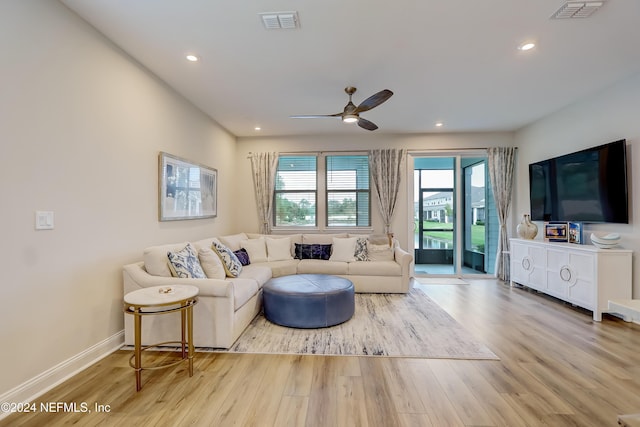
{"left": 294, "top": 243, "right": 332, "bottom": 260}
{"left": 234, "top": 248, "right": 251, "bottom": 266}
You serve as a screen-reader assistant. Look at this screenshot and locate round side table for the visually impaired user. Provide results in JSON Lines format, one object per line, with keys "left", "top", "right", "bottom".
{"left": 123, "top": 285, "right": 198, "bottom": 391}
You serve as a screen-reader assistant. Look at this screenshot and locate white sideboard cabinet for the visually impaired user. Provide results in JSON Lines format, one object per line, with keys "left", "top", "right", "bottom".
{"left": 509, "top": 238, "right": 632, "bottom": 321}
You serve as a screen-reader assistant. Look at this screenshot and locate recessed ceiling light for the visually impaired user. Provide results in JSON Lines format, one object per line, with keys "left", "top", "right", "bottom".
{"left": 186, "top": 54, "right": 199, "bottom": 62}
{"left": 518, "top": 42, "right": 536, "bottom": 51}
{"left": 435, "top": 122, "right": 444, "bottom": 127}
{"left": 254, "top": 126, "right": 261, "bottom": 131}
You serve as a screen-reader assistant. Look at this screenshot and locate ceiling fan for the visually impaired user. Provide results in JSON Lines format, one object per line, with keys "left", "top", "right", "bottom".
{"left": 290, "top": 87, "right": 393, "bottom": 131}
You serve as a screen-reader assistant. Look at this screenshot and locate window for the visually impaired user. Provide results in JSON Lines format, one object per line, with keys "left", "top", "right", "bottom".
{"left": 326, "top": 155, "right": 370, "bottom": 227}
{"left": 273, "top": 153, "right": 370, "bottom": 228}
{"left": 274, "top": 156, "right": 317, "bottom": 227}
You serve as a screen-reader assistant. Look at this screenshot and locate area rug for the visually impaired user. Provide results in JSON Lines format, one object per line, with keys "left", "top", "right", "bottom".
{"left": 416, "top": 277, "right": 469, "bottom": 285}
{"left": 214, "top": 287, "right": 497, "bottom": 359}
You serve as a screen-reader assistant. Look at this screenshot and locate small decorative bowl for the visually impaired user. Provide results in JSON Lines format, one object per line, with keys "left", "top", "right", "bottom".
{"left": 590, "top": 233, "right": 620, "bottom": 249}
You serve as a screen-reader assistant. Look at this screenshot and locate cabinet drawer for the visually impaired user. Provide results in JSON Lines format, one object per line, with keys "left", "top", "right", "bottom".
{"left": 511, "top": 243, "right": 545, "bottom": 290}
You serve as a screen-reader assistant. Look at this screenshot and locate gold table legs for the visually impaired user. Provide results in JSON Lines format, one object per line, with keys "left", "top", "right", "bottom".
{"left": 125, "top": 297, "right": 197, "bottom": 391}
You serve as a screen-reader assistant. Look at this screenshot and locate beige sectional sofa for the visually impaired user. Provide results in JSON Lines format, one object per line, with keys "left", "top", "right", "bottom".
{"left": 122, "top": 232, "right": 413, "bottom": 349}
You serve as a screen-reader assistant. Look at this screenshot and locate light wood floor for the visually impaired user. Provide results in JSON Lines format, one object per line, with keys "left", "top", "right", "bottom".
{"left": 3, "top": 279, "right": 640, "bottom": 426}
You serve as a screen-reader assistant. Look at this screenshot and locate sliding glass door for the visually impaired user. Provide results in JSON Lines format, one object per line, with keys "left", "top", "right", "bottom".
{"left": 414, "top": 160, "right": 455, "bottom": 272}
{"left": 413, "top": 155, "right": 496, "bottom": 277}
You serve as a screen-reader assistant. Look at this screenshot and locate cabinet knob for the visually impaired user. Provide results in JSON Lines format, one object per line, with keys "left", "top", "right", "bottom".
{"left": 522, "top": 256, "right": 532, "bottom": 271}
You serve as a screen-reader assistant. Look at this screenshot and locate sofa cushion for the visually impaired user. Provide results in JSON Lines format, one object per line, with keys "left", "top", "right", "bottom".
{"left": 237, "top": 264, "right": 273, "bottom": 287}
{"left": 266, "top": 237, "right": 293, "bottom": 261}
{"left": 246, "top": 233, "right": 302, "bottom": 257}
{"left": 212, "top": 239, "right": 243, "bottom": 277}
{"left": 167, "top": 243, "right": 206, "bottom": 279}
{"left": 192, "top": 237, "right": 217, "bottom": 251}
{"left": 230, "top": 278, "right": 260, "bottom": 310}
{"left": 233, "top": 248, "right": 251, "bottom": 266}
{"left": 297, "top": 259, "right": 349, "bottom": 275}
{"left": 198, "top": 246, "right": 226, "bottom": 279}
{"left": 252, "top": 259, "right": 300, "bottom": 277}
{"left": 348, "top": 260, "right": 400, "bottom": 276}
{"left": 370, "top": 234, "right": 392, "bottom": 246}
{"left": 294, "top": 243, "right": 332, "bottom": 260}
{"left": 218, "top": 233, "right": 248, "bottom": 251}
{"left": 241, "top": 237, "right": 267, "bottom": 262}
{"left": 302, "top": 233, "right": 347, "bottom": 244}
{"left": 330, "top": 237, "right": 357, "bottom": 262}
{"left": 143, "top": 242, "right": 190, "bottom": 277}
{"left": 368, "top": 243, "right": 395, "bottom": 262}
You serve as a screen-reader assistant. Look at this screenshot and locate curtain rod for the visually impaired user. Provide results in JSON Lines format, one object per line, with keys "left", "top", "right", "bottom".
{"left": 247, "top": 147, "right": 517, "bottom": 158}
{"left": 407, "top": 147, "right": 517, "bottom": 153}
{"left": 247, "top": 149, "right": 368, "bottom": 158}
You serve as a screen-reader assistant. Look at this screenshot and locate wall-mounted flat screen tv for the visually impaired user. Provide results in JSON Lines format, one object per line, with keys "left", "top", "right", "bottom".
{"left": 529, "top": 139, "right": 629, "bottom": 223}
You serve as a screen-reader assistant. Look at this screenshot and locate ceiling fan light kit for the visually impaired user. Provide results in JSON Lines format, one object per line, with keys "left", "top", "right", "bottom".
{"left": 290, "top": 86, "right": 393, "bottom": 131}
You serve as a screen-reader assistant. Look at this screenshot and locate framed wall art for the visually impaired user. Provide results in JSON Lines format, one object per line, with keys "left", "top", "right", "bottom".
{"left": 158, "top": 152, "right": 217, "bottom": 221}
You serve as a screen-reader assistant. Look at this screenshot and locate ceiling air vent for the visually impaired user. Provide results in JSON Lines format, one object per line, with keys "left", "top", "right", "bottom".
{"left": 551, "top": 1, "right": 605, "bottom": 19}
{"left": 259, "top": 11, "right": 299, "bottom": 30}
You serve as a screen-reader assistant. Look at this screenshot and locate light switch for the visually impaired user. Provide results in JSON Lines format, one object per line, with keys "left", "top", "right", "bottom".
{"left": 35, "top": 211, "right": 54, "bottom": 230}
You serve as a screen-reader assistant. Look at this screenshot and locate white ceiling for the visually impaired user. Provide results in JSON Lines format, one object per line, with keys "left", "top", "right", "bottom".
{"left": 59, "top": 0, "right": 640, "bottom": 138}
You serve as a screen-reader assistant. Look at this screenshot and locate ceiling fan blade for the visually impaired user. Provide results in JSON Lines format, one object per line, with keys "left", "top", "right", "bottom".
{"left": 357, "top": 117, "right": 378, "bottom": 131}
{"left": 354, "top": 89, "right": 393, "bottom": 113}
{"left": 289, "top": 113, "right": 342, "bottom": 119}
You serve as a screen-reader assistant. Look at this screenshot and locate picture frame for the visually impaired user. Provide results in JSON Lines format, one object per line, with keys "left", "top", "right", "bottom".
{"left": 544, "top": 222, "right": 568, "bottom": 242}
{"left": 568, "top": 222, "right": 583, "bottom": 244}
{"left": 159, "top": 152, "right": 217, "bottom": 221}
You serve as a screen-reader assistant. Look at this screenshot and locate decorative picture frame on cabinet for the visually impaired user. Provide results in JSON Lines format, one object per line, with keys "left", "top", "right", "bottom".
{"left": 568, "top": 222, "right": 583, "bottom": 244}
{"left": 544, "top": 222, "right": 568, "bottom": 242}
{"left": 159, "top": 152, "right": 217, "bottom": 221}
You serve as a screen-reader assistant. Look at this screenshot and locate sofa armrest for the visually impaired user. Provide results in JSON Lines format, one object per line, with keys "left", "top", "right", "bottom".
{"left": 394, "top": 246, "right": 413, "bottom": 271}
{"left": 123, "top": 262, "right": 233, "bottom": 298}
{"left": 393, "top": 246, "right": 414, "bottom": 293}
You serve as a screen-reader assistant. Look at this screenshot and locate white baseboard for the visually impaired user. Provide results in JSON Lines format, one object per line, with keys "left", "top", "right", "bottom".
{"left": 0, "top": 330, "right": 124, "bottom": 421}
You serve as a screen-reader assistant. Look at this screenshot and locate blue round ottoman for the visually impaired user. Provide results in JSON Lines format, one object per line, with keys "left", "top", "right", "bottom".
{"left": 263, "top": 274, "right": 355, "bottom": 328}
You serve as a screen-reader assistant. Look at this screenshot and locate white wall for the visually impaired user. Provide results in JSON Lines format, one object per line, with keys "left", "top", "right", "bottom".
{"left": 0, "top": 1, "right": 236, "bottom": 397}
{"left": 515, "top": 71, "right": 640, "bottom": 297}
{"left": 236, "top": 132, "right": 515, "bottom": 251}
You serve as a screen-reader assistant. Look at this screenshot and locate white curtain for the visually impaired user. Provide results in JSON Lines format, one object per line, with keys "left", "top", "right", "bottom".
{"left": 369, "top": 148, "right": 406, "bottom": 234}
{"left": 487, "top": 147, "right": 517, "bottom": 282}
{"left": 249, "top": 152, "right": 278, "bottom": 234}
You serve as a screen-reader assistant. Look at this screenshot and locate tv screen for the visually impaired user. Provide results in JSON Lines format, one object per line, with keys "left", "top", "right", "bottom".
{"left": 529, "top": 139, "right": 628, "bottom": 223}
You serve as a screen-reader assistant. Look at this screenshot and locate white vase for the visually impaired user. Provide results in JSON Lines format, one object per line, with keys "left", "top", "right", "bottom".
{"left": 517, "top": 214, "right": 538, "bottom": 239}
